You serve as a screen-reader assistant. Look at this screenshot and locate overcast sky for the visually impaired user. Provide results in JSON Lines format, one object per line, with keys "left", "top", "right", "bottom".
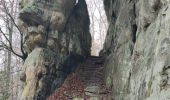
{"left": 86, "top": 0, "right": 108, "bottom": 55}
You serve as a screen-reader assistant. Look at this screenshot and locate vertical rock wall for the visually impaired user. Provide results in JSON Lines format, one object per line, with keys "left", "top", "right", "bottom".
{"left": 102, "top": 0, "right": 170, "bottom": 100}
{"left": 18, "top": 0, "right": 91, "bottom": 99}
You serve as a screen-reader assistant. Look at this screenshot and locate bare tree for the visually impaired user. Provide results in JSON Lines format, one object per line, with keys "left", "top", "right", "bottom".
{"left": 86, "top": 0, "right": 108, "bottom": 55}
{"left": 0, "top": 0, "right": 27, "bottom": 61}
{"left": 0, "top": 0, "right": 26, "bottom": 99}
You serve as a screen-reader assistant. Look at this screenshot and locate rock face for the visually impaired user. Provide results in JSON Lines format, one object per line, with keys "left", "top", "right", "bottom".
{"left": 18, "top": 0, "right": 91, "bottom": 99}
{"left": 102, "top": 0, "right": 170, "bottom": 100}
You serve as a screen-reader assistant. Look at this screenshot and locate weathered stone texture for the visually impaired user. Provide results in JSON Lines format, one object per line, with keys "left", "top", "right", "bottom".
{"left": 102, "top": 0, "right": 170, "bottom": 100}
{"left": 18, "top": 0, "right": 91, "bottom": 99}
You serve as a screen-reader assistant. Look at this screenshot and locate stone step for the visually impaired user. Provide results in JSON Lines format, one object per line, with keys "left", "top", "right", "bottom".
{"left": 80, "top": 65, "right": 103, "bottom": 68}
{"left": 86, "top": 60, "right": 104, "bottom": 63}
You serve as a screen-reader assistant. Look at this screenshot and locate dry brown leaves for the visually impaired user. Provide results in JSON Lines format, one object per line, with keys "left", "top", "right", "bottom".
{"left": 47, "top": 71, "right": 90, "bottom": 100}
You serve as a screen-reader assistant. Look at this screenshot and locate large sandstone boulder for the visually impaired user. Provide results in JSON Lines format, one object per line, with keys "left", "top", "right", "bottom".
{"left": 20, "top": 48, "right": 59, "bottom": 100}
{"left": 18, "top": 0, "right": 91, "bottom": 99}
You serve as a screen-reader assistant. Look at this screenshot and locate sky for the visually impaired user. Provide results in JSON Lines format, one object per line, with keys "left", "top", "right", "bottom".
{"left": 86, "top": 0, "right": 108, "bottom": 55}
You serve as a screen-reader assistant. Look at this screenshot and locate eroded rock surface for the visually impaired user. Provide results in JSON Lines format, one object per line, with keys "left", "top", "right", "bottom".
{"left": 102, "top": 0, "right": 170, "bottom": 100}
{"left": 18, "top": 0, "right": 91, "bottom": 99}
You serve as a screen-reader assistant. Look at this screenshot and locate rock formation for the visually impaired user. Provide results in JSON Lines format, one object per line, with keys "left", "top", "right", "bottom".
{"left": 102, "top": 0, "right": 170, "bottom": 100}
{"left": 18, "top": 0, "right": 91, "bottom": 99}
{"left": 18, "top": 0, "right": 170, "bottom": 99}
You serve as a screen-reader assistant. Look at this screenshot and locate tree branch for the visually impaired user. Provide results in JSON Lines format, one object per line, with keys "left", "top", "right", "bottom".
{"left": 0, "top": 0, "right": 27, "bottom": 60}
{"left": 3, "top": 2, "right": 26, "bottom": 58}
{"left": 0, "top": 41, "right": 24, "bottom": 59}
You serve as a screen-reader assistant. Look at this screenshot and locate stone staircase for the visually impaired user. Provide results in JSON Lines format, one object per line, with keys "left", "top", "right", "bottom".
{"left": 77, "top": 56, "right": 112, "bottom": 100}
{"left": 79, "top": 56, "right": 105, "bottom": 86}
{"left": 48, "top": 56, "right": 112, "bottom": 100}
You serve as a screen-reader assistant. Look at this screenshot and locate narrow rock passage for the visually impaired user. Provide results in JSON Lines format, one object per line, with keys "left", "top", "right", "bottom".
{"left": 48, "top": 56, "right": 112, "bottom": 100}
